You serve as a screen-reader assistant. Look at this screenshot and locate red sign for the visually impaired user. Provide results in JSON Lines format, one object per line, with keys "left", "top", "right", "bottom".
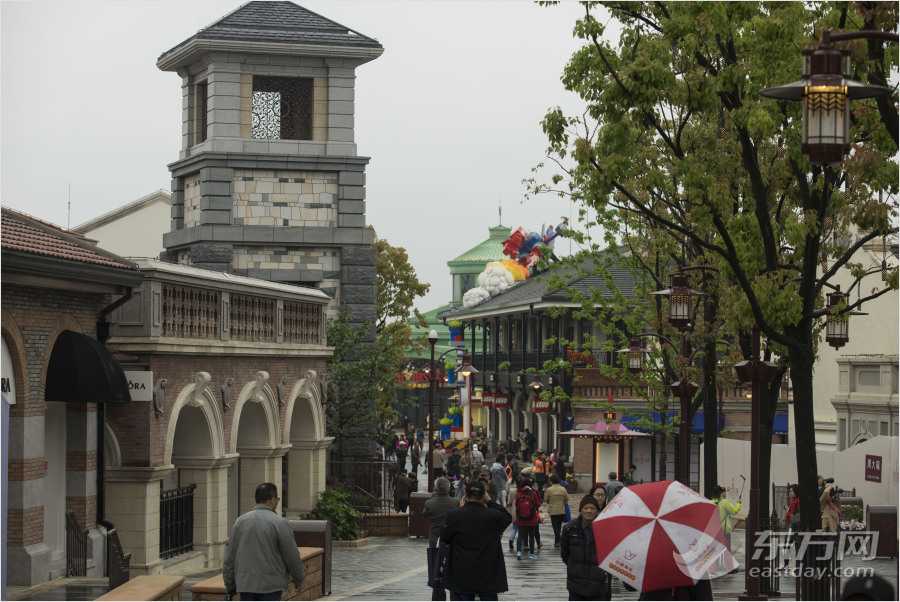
{"left": 482, "top": 393, "right": 494, "bottom": 408}
{"left": 865, "top": 455, "right": 883, "bottom": 483}
{"left": 533, "top": 398, "right": 550, "bottom": 413}
{"left": 493, "top": 393, "right": 508, "bottom": 408}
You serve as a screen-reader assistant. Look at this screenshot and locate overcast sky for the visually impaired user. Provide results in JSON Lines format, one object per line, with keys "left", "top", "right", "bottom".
{"left": 1, "top": 0, "right": 607, "bottom": 310}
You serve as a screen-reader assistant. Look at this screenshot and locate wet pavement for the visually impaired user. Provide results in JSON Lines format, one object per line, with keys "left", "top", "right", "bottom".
{"left": 7, "top": 515, "right": 898, "bottom": 601}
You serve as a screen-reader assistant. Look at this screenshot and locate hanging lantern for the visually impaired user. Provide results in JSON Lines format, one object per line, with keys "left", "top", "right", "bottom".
{"left": 760, "top": 31, "right": 893, "bottom": 166}
{"left": 825, "top": 287, "right": 849, "bottom": 349}
{"left": 617, "top": 336, "right": 645, "bottom": 374}
{"left": 667, "top": 272, "right": 692, "bottom": 329}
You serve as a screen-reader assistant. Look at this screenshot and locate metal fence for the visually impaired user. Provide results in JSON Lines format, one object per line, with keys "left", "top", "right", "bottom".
{"left": 159, "top": 484, "right": 196, "bottom": 559}
{"left": 65, "top": 512, "right": 88, "bottom": 577}
{"left": 107, "top": 527, "right": 131, "bottom": 590}
{"left": 326, "top": 460, "right": 403, "bottom": 535}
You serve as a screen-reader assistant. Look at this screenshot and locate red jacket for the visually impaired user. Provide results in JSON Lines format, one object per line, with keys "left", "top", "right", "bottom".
{"left": 514, "top": 486, "right": 542, "bottom": 527}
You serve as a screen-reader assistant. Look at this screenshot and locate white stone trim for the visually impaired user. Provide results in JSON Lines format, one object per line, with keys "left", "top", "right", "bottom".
{"left": 229, "top": 371, "right": 280, "bottom": 454}
{"left": 163, "top": 376, "right": 226, "bottom": 465}
{"left": 283, "top": 369, "right": 326, "bottom": 444}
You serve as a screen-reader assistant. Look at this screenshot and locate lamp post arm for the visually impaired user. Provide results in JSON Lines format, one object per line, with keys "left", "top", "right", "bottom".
{"left": 822, "top": 30, "right": 899, "bottom": 45}
{"left": 685, "top": 340, "right": 738, "bottom": 364}
{"left": 634, "top": 332, "right": 679, "bottom": 354}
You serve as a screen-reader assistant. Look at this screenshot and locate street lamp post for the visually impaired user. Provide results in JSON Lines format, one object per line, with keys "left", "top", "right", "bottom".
{"left": 427, "top": 330, "right": 438, "bottom": 492}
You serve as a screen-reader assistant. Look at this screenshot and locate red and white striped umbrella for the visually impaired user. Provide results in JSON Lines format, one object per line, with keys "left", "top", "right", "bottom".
{"left": 592, "top": 480, "right": 731, "bottom": 592}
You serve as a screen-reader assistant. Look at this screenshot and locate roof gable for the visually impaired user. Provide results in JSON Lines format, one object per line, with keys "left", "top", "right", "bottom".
{"left": 1, "top": 207, "right": 137, "bottom": 271}
{"left": 158, "top": 1, "right": 383, "bottom": 66}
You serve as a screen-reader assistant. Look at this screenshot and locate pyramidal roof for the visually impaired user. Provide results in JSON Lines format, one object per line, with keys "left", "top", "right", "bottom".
{"left": 158, "top": 1, "right": 383, "bottom": 69}
{"left": 448, "top": 225, "right": 512, "bottom": 266}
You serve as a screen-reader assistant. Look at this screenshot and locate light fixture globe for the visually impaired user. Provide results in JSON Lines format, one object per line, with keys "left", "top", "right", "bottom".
{"left": 617, "top": 336, "right": 645, "bottom": 374}
{"left": 760, "top": 31, "right": 893, "bottom": 165}
{"left": 825, "top": 287, "right": 849, "bottom": 348}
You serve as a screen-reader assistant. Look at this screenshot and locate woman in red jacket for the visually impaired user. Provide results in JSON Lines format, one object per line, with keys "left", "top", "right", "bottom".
{"left": 783, "top": 484, "right": 800, "bottom": 570}
{"left": 514, "top": 476, "right": 542, "bottom": 560}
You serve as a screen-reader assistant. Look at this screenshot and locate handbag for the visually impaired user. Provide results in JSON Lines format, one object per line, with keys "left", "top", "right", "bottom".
{"left": 789, "top": 511, "right": 801, "bottom": 527}
{"left": 427, "top": 539, "right": 450, "bottom": 589}
{"left": 564, "top": 501, "right": 571, "bottom": 522}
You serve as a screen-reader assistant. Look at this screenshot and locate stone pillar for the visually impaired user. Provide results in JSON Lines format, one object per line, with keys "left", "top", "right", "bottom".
{"left": 104, "top": 466, "right": 172, "bottom": 575}
{"left": 536, "top": 414, "right": 548, "bottom": 454}
{"left": 177, "top": 456, "right": 236, "bottom": 567}
{"left": 65, "top": 405, "right": 104, "bottom": 578}
{"left": 237, "top": 447, "right": 289, "bottom": 515}
{"left": 284, "top": 438, "right": 333, "bottom": 517}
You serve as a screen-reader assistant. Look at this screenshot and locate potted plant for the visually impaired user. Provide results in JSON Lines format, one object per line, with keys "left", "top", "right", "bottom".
{"left": 840, "top": 505, "right": 866, "bottom": 531}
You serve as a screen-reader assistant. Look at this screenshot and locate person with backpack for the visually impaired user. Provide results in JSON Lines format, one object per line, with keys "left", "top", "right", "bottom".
{"left": 514, "top": 475, "right": 542, "bottom": 560}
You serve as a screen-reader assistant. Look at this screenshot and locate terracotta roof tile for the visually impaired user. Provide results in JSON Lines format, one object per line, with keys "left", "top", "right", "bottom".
{"left": 1, "top": 209, "right": 136, "bottom": 270}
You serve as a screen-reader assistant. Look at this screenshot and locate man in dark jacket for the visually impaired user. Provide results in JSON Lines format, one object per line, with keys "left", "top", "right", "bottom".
{"left": 424, "top": 477, "right": 460, "bottom": 602}
{"left": 394, "top": 469, "right": 413, "bottom": 512}
{"left": 440, "top": 479, "right": 512, "bottom": 600}
{"left": 560, "top": 496, "right": 611, "bottom": 601}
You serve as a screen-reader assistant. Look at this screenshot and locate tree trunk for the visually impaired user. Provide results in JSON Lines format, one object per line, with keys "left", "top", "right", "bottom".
{"left": 789, "top": 358, "right": 820, "bottom": 532}
{"left": 702, "top": 338, "right": 719, "bottom": 498}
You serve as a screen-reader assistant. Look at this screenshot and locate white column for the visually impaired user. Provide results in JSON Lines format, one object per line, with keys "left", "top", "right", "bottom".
{"left": 284, "top": 438, "right": 333, "bottom": 517}
{"left": 105, "top": 466, "right": 173, "bottom": 575}
{"left": 177, "top": 455, "right": 237, "bottom": 567}
{"left": 237, "top": 446, "right": 290, "bottom": 515}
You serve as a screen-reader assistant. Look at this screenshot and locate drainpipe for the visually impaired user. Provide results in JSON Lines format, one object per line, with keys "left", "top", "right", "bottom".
{"left": 95, "top": 288, "right": 132, "bottom": 532}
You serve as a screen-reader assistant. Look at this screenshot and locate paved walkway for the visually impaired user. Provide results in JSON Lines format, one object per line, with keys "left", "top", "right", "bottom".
{"left": 9, "top": 518, "right": 897, "bottom": 601}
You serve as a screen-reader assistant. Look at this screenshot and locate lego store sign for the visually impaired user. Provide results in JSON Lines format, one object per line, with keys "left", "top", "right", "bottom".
{"left": 533, "top": 398, "right": 550, "bottom": 413}
{"left": 865, "top": 455, "right": 882, "bottom": 483}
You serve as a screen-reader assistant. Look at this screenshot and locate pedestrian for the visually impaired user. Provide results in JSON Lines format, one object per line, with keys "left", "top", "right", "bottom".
{"left": 447, "top": 448, "right": 461, "bottom": 479}
{"left": 710, "top": 484, "right": 740, "bottom": 574}
{"left": 605, "top": 471, "right": 624, "bottom": 501}
{"left": 514, "top": 475, "right": 542, "bottom": 560}
{"left": 505, "top": 456, "right": 518, "bottom": 486}
{"left": 479, "top": 470, "right": 497, "bottom": 501}
{"left": 534, "top": 452, "right": 549, "bottom": 494}
{"left": 440, "top": 479, "right": 512, "bottom": 600}
{"left": 505, "top": 477, "right": 519, "bottom": 551}
{"left": 223, "top": 483, "right": 304, "bottom": 601}
{"left": 424, "top": 477, "right": 459, "bottom": 602}
{"left": 472, "top": 445, "right": 484, "bottom": 474}
{"left": 623, "top": 464, "right": 637, "bottom": 486}
{"left": 490, "top": 455, "right": 507, "bottom": 506}
{"left": 820, "top": 482, "right": 841, "bottom": 532}
{"left": 397, "top": 435, "right": 409, "bottom": 469}
{"left": 394, "top": 469, "right": 413, "bottom": 512}
{"left": 411, "top": 440, "right": 422, "bottom": 474}
{"left": 555, "top": 452, "right": 568, "bottom": 484}
{"left": 560, "top": 495, "right": 611, "bottom": 601}
{"left": 523, "top": 429, "right": 536, "bottom": 461}
{"left": 783, "top": 483, "right": 800, "bottom": 569}
{"left": 432, "top": 442, "right": 446, "bottom": 480}
{"left": 587, "top": 484, "right": 608, "bottom": 511}
{"left": 545, "top": 474, "right": 570, "bottom": 547}
{"left": 459, "top": 446, "right": 473, "bottom": 478}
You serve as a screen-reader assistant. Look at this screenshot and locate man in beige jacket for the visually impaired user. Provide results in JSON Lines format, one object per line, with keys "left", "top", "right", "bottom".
{"left": 545, "top": 474, "right": 570, "bottom": 547}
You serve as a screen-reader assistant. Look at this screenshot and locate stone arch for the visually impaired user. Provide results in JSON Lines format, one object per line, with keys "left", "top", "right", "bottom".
{"left": 283, "top": 369, "right": 326, "bottom": 444}
{"left": 229, "top": 371, "right": 280, "bottom": 454}
{"left": 850, "top": 419, "right": 876, "bottom": 447}
{"left": 283, "top": 370, "right": 333, "bottom": 515}
{"left": 104, "top": 423, "right": 122, "bottom": 469}
{"left": 163, "top": 371, "right": 225, "bottom": 465}
{"left": 1, "top": 316, "right": 30, "bottom": 405}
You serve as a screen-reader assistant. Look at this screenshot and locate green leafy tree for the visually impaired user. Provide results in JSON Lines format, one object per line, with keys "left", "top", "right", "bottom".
{"left": 536, "top": 1, "right": 898, "bottom": 534}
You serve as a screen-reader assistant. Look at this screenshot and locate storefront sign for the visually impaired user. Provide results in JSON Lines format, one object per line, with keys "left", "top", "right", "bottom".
{"left": 398, "top": 371, "right": 430, "bottom": 389}
{"left": 493, "top": 393, "right": 508, "bottom": 408}
{"left": 865, "top": 454, "right": 882, "bottom": 483}
{"left": 533, "top": 398, "right": 551, "bottom": 413}
{"left": 482, "top": 393, "right": 494, "bottom": 408}
{"left": 124, "top": 371, "right": 153, "bottom": 402}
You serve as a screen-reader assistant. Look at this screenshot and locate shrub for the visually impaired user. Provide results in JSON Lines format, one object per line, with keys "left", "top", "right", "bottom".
{"left": 309, "top": 484, "right": 363, "bottom": 540}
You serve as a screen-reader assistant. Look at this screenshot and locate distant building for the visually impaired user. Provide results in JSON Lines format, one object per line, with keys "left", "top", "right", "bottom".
{"left": 74, "top": 190, "right": 171, "bottom": 259}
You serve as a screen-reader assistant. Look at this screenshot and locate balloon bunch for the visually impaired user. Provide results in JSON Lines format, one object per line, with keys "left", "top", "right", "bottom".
{"left": 501, "top": 222, "right": 566, "bottom": 268}
{"left": 460, "top": 223, "right": 566, "bottom": 309}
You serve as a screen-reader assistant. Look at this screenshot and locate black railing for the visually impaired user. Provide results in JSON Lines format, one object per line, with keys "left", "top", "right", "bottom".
{"left": 800, "top": 531, "right": 841, "bottom": 600}
{"left": 159, "top": 484, "right": 196, "bottom": 559}
{"left": 107, "top": 528, "right": 131, "bottom": 591}
{"left": 759, "top": 512, "right": 782, "bottom": 597}
{"left": 65, "top": 512, "right": 88, "bottom": 577}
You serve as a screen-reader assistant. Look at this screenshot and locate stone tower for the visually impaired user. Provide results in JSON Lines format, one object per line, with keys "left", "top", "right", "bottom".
{"left": 156, "top": 1, "right": 383, "bottom": 328}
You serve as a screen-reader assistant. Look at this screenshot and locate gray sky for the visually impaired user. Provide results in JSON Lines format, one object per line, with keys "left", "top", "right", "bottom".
{"left": 1, "top": 0, "right": 603, "bottom": 311}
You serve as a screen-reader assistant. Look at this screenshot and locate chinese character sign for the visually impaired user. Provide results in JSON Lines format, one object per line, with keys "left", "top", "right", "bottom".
{"left": 865, "top": 454, "right": 882, "bottom": 483}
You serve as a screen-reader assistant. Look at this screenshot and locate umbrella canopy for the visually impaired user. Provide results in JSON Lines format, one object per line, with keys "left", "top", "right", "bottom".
{"left": 592, "top": 480, "right": 730, "bottom": 592}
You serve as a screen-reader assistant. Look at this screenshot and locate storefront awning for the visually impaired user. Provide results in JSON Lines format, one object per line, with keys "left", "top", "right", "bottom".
{"left": 45, "top": 330, "right": 131, "bottom": 403}
{"left": 773, "top": 413, "right": 788, "bottom": 436}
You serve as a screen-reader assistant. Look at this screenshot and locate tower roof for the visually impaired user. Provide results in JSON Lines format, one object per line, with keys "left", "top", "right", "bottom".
{"left": 158, "top": 1, "right": 383, "bottom": 70}
{"left": 447, "top": 224, "right": 511, "bottom": 268}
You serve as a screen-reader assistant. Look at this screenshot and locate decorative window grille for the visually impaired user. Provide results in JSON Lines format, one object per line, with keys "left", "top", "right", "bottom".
{"left": 160, "top": 285, "right": 220, "bottom": 339}
{"left": 283, "top": 302, "right": 323, "bottom": 344}
{"left": 230, "top": 294, "right": 276, "bottom": 342}
{"left": 197, "top": 82, "right": 208, "bottom": 144}
{"left": 252, "top": 76, "right": 313, "bottom": 140}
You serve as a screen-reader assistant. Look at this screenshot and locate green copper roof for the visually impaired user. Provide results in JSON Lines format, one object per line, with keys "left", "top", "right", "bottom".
{"left": 447, "top": 224, "right": 511, "bottom": 267}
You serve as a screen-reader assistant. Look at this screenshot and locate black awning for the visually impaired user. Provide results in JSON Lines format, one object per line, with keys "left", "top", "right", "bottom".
{"left": 45, "top": 330, "right": 132, "bottom": 403}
